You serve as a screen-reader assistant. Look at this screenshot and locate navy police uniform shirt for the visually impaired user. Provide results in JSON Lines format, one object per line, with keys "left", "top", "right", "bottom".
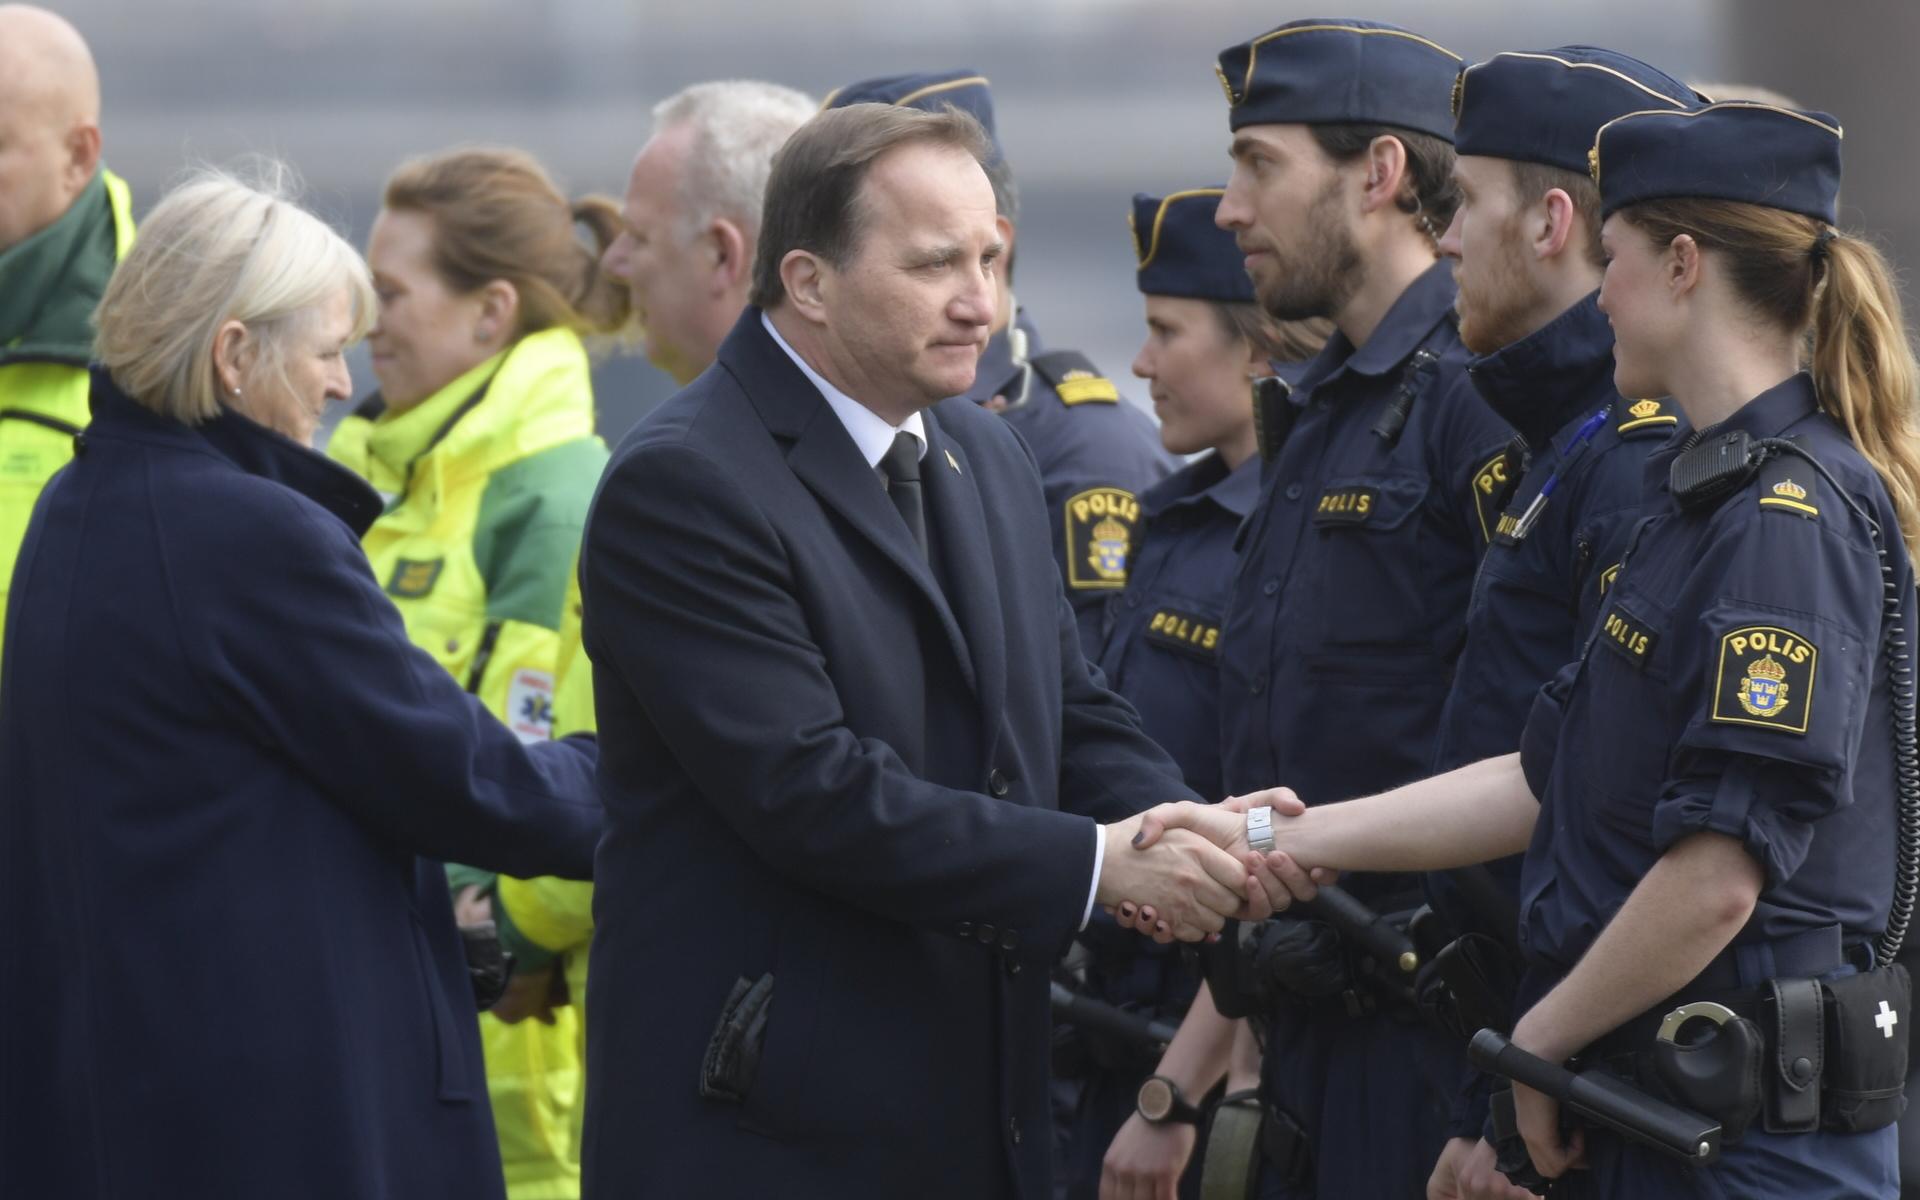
{"left": 1095, "top": 450, "right": 1260, "bottom": 806}
{"left": 1517, "top": 373, "right": 1904, "bottom": 977}
{"left": 1433, "top": 299, "right": 1681, "bottom": 772}
{"left": 1218, "top": 261, "right": 1513, "bottom": 816}
{"left": 967, "top": 308, "right": 1175, "bottom": 659}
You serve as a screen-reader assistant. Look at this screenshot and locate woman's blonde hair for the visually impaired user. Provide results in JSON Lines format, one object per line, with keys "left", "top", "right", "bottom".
{"left": 93, "top": 164, "right": 375, "bottom": 425}
{"left": 381, "top": 147, "right": 629, "bottom": 337}
{"left": 1625, "top": 199, "right": 1920, "bottom": 554}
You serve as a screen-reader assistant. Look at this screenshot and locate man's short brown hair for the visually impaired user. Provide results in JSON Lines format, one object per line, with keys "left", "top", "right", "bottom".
{"left": 1508, "top": 160, "right": 1604, "bottom": 268}
{"left": 749, "top": 103, "right": 994, "bottom": 309}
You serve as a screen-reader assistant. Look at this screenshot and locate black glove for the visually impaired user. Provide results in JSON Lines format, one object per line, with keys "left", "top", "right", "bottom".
{"left": 459, "top": 920, "right": 516, "bottom": 1012}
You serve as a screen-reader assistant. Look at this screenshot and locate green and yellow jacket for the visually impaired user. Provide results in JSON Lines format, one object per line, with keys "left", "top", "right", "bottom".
{"left": 328, "top": 325, "right": 606, "bottom": 1200}
{"left": 0, "top": 169, "right": 135, "bottom": 678}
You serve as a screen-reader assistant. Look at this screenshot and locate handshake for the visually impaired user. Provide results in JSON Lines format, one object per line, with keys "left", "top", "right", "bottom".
{"left": 1094, "top": 790, "right": 1321, "bottom": 943}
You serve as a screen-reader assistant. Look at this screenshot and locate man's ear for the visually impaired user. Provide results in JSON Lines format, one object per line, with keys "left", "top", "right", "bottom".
{"left": 708, "top": 216, "right": 751, "bottom": 293}
{"left": 1358, "top": 134, "right": 1410, "bottom": 216}
{"left": 781, "top": 250, "right": 830, "bottom": 324}
{"left": 64, "top": 122, "right": 101, "bottom": 197}
{"left": 1535, "top": 189, "right": 1577, "bottom": 261}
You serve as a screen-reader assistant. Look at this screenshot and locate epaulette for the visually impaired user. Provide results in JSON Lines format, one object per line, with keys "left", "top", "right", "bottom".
{"left": 1756, "top": 451, "right": 1820, "bottom": 520}
{"left": 1615, "top": 396, "right": 1679, "bottom": 437}
{"left": 1030, "top": 350, "right": 1119, "bottom": 406}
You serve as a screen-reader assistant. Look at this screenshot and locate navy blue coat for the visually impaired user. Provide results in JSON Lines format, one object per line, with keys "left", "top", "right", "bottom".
{"left": 0, "top": 376, "right": 604, "bottom": 1199}
{"left": 967, "top": 309, "right": 1176, "bottom": 659}
{"left": 578, "top": 311, "right": 1196, "bottom": 1200}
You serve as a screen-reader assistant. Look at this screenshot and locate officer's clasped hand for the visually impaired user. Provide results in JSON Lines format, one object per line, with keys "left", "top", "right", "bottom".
{"left": 1107, "top": 791, "right": 1323, "bottom": 939}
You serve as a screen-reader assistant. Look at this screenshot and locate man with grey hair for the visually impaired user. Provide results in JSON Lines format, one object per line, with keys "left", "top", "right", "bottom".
{"left": 601, "top": 79, "right": 814, "bottom": 385}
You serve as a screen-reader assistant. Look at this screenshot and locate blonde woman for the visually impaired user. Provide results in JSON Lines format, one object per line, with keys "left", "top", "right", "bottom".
{"left": 0, "top": 168, "right": 603, "bottom": 1198}
{"left": 327, "top": 146, "right": 626, "bottom": 1200}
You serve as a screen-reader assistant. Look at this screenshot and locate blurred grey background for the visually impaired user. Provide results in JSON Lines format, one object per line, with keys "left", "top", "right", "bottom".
{"left": 53, "top": 0, "right": 1918, "bottom": 443}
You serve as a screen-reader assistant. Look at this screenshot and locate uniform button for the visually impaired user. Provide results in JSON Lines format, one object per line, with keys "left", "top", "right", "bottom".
{"left": 1126, "top": 594, "right": 1141, "bottom": 609}
{"left": 1005, "top": 959, "right": 1022, "bottom": 976}
{"left": 987, "top": 769, "right": 1010, "bottom": 797}
{"left": 1009, "top": 1116, "right": 1023, "bottom": 1144}
{"left": 446, "top": 639, "right": 459, "bottom": 654}
{"left": 977, "top": 923, "right": 997, "bottom": 944}
{"left": 1262, "top": 578, "right": 1279, "bottom": 596}
{"left": 1791, "top": 1056, "right": 1815, "bottom": 1084}
{"left": 1284, "top": 483, "right": 1302, "bottom": 501}
{"left": 956, "top": 921, "right": 973, "bottom": 939}
{"left": 1000, "top": 929, "right": 1019, "bottom": 951}
{"left": 1251, "top": 673, "right": 1267, "bottom": 696}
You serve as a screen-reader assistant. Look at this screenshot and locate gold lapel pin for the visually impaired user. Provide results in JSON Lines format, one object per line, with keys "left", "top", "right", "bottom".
{"left": 945, "top": 448, "right": 962, "bottom": 474}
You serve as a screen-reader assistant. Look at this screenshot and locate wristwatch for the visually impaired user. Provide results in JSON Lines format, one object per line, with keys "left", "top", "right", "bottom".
{"left": 1136, "top": 1074, "right": 1204, "bottom": 1126}
{"left": 1246, "top": 805, "right": 1275, "bottom": 852}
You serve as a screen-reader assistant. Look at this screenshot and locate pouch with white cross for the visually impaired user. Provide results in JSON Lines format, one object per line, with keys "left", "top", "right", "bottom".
{"left": 1818, "top": 961, "right": 1910, "bottom": 1133}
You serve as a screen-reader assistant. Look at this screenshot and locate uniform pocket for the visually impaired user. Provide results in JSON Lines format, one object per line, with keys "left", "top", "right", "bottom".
{"left": 1578, "top": 588, "right": 1675, "bottom": 837}
{"left": 1310, "top": 473, "right": 1431, "bottom": 649}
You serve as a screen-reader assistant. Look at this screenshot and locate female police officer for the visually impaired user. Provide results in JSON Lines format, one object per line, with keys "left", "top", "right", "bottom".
{"left": 328, "top": 146, "right": 628, "bottom": 1200}
{"left": 0, "top": 168, "right": 604, "bottom": 1198}
{"left": 1062, "top": 188, "right": 1326, "bottom": 1200}
{"left": 1138, "top": 100, "right": 1918, "bottom": 1197}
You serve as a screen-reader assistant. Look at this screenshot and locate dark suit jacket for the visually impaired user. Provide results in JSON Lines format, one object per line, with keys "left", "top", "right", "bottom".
{"left": 0, "top": 375, "right": 604, "bottom": 1198}
{"left": 579, "top": 310, "right": 1196, "bottom": 1199}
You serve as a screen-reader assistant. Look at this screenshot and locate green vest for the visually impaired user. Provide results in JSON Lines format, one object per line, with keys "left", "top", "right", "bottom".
{"left": 0, "top": 170, "right": 136, "bottom": 680}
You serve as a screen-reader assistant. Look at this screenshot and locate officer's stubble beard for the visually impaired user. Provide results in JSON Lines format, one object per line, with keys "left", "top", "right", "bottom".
{"left": 1455, "top": 210, "right": 1549, "bottom": 357}
{"left": 1254, "top": 174, "right": 1362, "bottom": 325}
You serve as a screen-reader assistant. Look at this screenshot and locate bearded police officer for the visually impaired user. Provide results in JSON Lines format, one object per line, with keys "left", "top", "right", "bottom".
{"left": 1422, "top": 47, "right": 1703, "bottom": 1200}
{"left": 1206, "top": 19, "right": 1514, "bottom": 1198}
{"left": 824, "top": 72, "right": 1175, "bottom": 659}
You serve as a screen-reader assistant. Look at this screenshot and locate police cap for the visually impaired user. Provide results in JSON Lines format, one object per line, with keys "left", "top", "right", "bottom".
{"left": 1591, "top": 101, "right": 1842, "bottom": 224}
{"left": 823, "top": 70, "right": 1004, "bottom": 164}
{"left": 1131, "top": 189, "right": 1251, "bottom": 303}
{"left": 1215, "top": 19, "right": 1461, "bottom": 139}
{"left": 1452, "top": 47, "right": 1699, "bottom": 174}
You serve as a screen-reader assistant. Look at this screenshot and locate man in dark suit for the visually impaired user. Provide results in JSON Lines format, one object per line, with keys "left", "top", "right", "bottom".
{"left": 578, "top": 103, "right": 1293, "bottom": 1199}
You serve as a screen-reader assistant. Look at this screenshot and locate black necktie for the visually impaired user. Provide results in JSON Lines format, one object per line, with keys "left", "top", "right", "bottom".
{"left": 877, "top": 431, "right": 928, "bottom": 560}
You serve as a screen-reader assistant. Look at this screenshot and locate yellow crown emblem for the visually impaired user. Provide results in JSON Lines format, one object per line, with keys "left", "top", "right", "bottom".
{"left": 1773, "top": 478, "right": 1808, "bottom": 500}
{"left": 1747, "top": 654, "right": 1788, "bottom": 682}
{"left": 1061, "top": 369, "right": 1096, "bottom": 383}
{"left": 1093, "top": 516, "right": 1128, "bottom": 543}
{"left": 1588, "top": 144, "right": 1602, "bottom": 186}
{"left": 1630, "top": 399, "right": 1661, "bottom": 419}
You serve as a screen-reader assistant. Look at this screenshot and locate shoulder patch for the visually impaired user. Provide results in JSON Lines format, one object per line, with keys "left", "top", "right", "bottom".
{"left": 1757, "top": 455, "right": 1820, "bottom": 519}
{"left": 387, "top": 557, "right": 444, "bottom": 599}
{"left": 1313, "top": 486, "right": 1376, "bottom": 526}
{"left": 507, "top": 668, "right": 556, "bottom": 743}
{"left": 1712, "top": 625, "right": 1815, "bottom": 734}
{"left": 1054, "top": 369, "right": 1120, "bottom": 406}
{"left": 1471, "top": 449, "right": 1516, "bottom": 542}
{"left": 1598, "top": 602, "right": 1658, "bottom": 669}
{"left": 1031, "top": 349, "right": 1120, "bottom": 405}
{"left": 1144, "top": 607, "right": 1221, "bottom": 661}
{"left": 1066, "top": 487, "right": 1138, "bottom": 589}
{"left": 1616, "top": 397, "right": 1679, "bottom": 436}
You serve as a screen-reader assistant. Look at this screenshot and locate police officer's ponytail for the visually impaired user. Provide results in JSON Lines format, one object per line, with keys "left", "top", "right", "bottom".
{"left": 382, "top": 147, "right": 632, "bottom": 340}
{"left": 1626, "top": 200, "right": 1920, "bottom": 554}
{"left": 1808, "top": 230, "right": 1920, "bottom": 554}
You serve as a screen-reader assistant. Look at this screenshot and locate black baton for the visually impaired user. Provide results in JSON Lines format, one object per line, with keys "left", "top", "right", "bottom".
{"left": 1050, "top": 982, "right": 1180, "bottom": 1048}
{"left": 1469, "top": 1028, "right": 1721, "bottom": 1165}
{"left": 1299, "top": 884, "right": 1419, "bottom": 975}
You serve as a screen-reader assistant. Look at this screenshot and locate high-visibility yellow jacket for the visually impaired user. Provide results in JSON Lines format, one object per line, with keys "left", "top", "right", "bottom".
{"left": 0, "top": 170, "right": 135, "bottom": 679}
{"left": 328, "top": 326, "right": 606, "bottom": 1200}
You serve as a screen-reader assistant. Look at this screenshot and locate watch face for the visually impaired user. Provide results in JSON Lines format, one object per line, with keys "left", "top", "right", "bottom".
{"left": 1139, "top": 1077, "right": 1173, "bottom": 1121}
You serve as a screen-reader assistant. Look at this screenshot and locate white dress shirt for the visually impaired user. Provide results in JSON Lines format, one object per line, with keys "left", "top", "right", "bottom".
{"left": 762, "top": 311, "right": 1105, "bottom": 929}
